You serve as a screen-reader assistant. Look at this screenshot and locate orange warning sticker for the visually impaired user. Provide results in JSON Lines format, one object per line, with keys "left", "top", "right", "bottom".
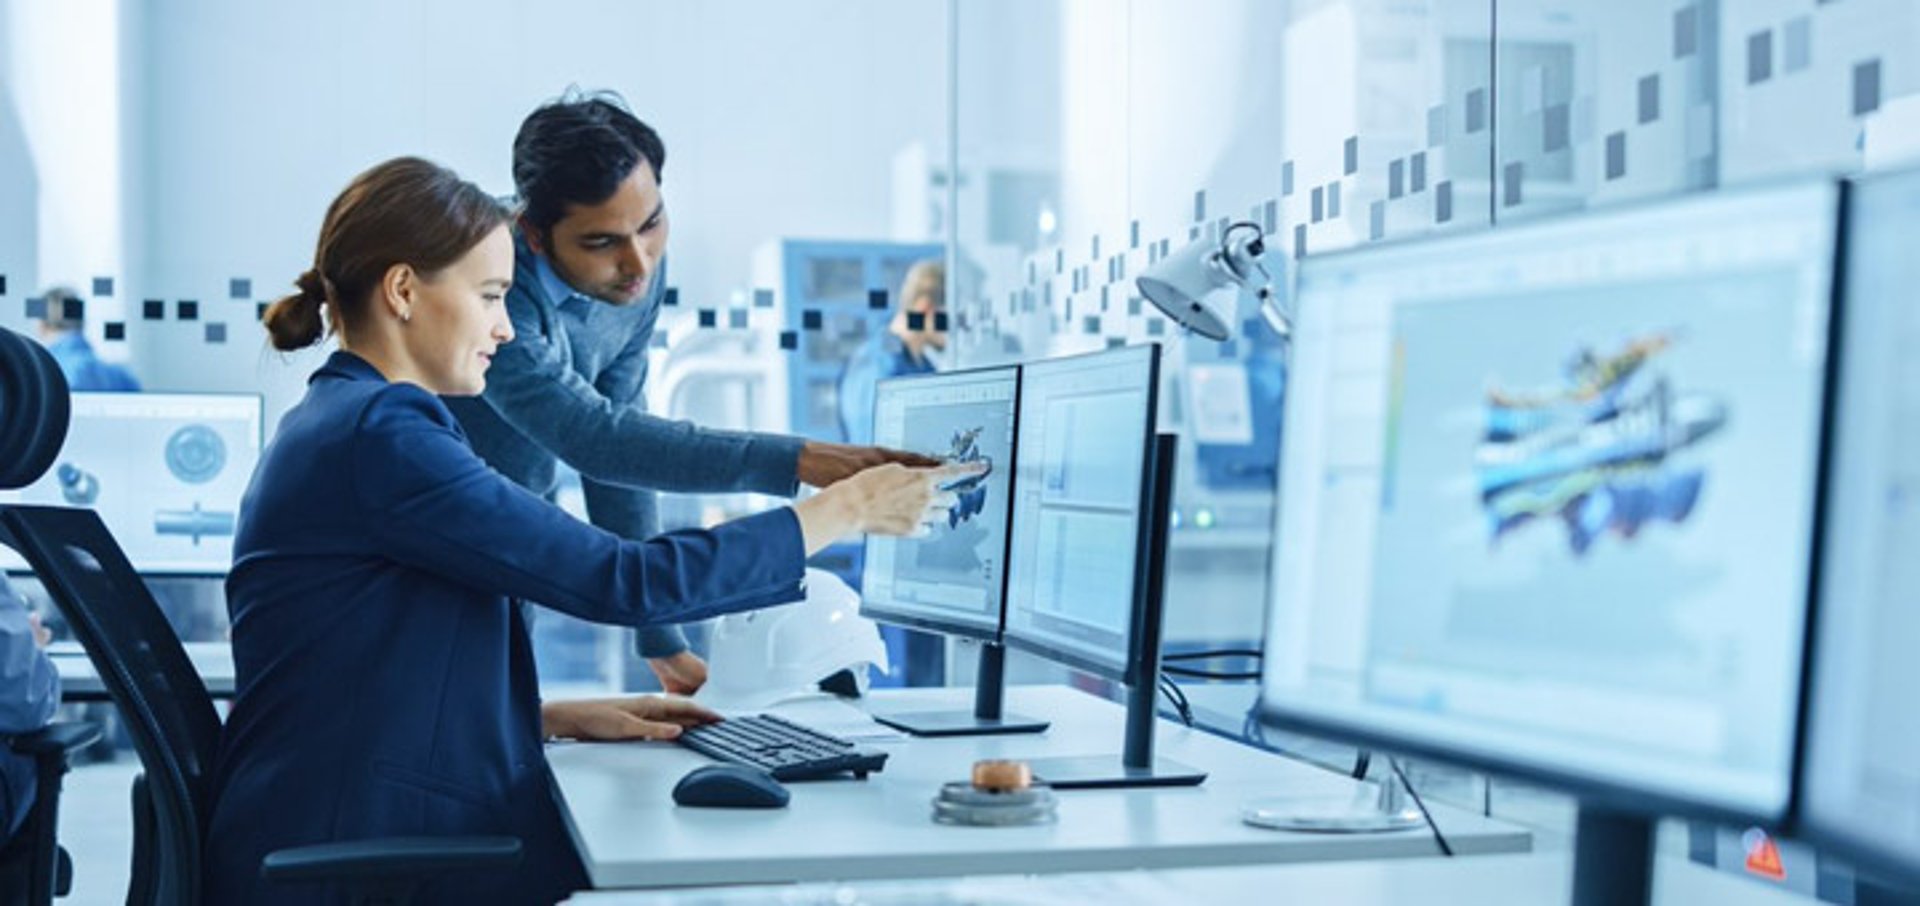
{"left": 1743, "top": 828, "right": 1787, "bottom": 882}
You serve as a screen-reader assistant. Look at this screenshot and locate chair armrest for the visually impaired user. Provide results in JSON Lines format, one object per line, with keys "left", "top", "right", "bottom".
{"left": 6, "top": 721, "right": 101, "bottom": 758}
{"left": 260, "top": 836, "right": 523, "bottom": 883}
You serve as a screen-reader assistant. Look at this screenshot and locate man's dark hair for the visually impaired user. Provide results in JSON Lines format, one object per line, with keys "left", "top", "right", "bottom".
{"left": 512, "top": 88, "right": 666, "bottom": 239}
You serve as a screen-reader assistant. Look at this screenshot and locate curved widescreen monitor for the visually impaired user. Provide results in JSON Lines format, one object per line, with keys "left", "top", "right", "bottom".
{"left": 1798, "top": 167, "right": 1920, "bottom": 881}
{"left": 1259, "top": 180, "right": 1840, "bottom": 824}
{"left": 860, "top": 365, "right": 1020, "bottom": 641}
{"left": 1003, "top": 344, "right": 1160, "bottom": 682}
{"left": 0, "top": 392, "right": 264, "bottom": 576}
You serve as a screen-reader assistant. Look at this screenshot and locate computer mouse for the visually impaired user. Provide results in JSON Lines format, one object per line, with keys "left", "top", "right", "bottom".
{"left": 671, "top": 764, "right": 791, "bottom": 809}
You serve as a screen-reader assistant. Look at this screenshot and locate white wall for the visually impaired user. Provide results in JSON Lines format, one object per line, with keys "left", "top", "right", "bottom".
{"left": 0, "top": 1, "right": 35, "bottom": 334}
{"left": 123, "top": 0, "right": 945, "bottom": 423}
{"left": 0, "top": 0, "right": 134, "bottom": 344}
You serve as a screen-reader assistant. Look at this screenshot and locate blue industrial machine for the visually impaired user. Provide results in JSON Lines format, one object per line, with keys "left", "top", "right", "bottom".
{"left": 761, "top": 239, "right": 945, "bottom": 443}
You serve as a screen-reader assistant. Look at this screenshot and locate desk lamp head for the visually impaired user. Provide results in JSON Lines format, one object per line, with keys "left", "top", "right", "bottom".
{"left": 1136, "top": 221, "right": 1291, "bottom": 341}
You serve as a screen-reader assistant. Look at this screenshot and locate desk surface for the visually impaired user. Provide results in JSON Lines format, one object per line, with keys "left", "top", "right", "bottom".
{"left": 549, "top": 685, "right": 1531, "bottom": 890}
{"left": 47, "top": 640, "right": 236, "bottom": 699}
{"left": 566, "top": 852, "right": 1815, "bottom": 905}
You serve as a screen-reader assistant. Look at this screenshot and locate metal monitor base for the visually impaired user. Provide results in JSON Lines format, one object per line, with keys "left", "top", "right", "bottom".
{"left": 1241, "top": 781, "right": 1425, "bottom": 833}
{"left": 870, "top": 711, "right": 1049, "bottom": 737}
{"left": 866, "top": 643, "right": 1050, "bottom": 737}
{"left": 1028, "top": 755, "right": 1207, "bottom": 790}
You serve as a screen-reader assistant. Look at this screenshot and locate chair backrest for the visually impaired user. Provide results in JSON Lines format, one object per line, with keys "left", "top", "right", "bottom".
{"left": 0, "top": 328, "right": 70, "bottom": 491}
{"left": 0, "top": 506, "right": 222, "bottom": 906}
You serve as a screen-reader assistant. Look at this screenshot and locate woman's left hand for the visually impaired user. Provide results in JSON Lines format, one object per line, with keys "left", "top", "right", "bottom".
{"left": 541, "top": 695, "right": 722, "bottom": 742}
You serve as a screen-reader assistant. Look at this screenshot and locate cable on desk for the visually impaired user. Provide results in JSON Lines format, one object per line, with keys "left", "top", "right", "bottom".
{"left": 1390, "top": 757, "right": 1454, "bottom": 857}
{"left": 1162, "top": 648, "right": 1263, "bottom": 662}
{"left": 1161, "top": 664, "right": 1262, "bottom": 681}
{"left": 1155, "top": 672, "right": 1194, "bottom": 727}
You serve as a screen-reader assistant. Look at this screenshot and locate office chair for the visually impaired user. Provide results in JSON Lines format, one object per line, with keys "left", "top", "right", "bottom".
{"left": 0, "top": 722, "right": 104, "bottom": 904}
{"left": 0, "top": 328, "right": 522, "bottom": 905}
{"left": 0, "top": 327, "right": 104, "bottom": 905}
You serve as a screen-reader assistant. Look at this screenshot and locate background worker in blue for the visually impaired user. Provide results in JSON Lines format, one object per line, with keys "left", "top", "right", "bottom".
{"left": 837, "top": 259, "right": 946, "bottom": 446}
{"left": 204, "top": 157, "right": 967, "bottom": 905}
{"left": 35, "top": 286, "right": 141, "bottom": 391}
{"left": 444, "top": 90, "right": 933, "bottom": 696}
{"left": 837, "top": 259, "right": 948, "bottom": 685}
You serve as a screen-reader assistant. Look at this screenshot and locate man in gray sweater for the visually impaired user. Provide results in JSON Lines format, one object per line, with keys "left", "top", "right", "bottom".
{"left": 445, "top": 90, "right": 929, "bottom": 695}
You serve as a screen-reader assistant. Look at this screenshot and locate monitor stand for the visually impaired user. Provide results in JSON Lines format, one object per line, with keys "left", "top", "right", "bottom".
{"left": 870, "top": 642, "right": 1048, "bottom": 737}
{"left": 1027, "top": 433, "right": 1206, "bottom": 790}
{"left": 1021, "top": 670, "right": 1207, "bottom": 789}
{"left": 1570, "top": 806, "right": 1654, "bottom": 906}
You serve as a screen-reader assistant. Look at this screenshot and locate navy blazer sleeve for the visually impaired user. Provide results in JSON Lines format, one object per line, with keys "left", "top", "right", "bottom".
{"left": 350, "top": 386, "right": 806, "bottom": 626}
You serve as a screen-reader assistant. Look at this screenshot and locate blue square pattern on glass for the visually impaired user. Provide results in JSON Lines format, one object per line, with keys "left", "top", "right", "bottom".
{"left": 1545, "top": 104, "right": 1571, "bottom": 152}
{"left": 1606, "top": 132, "right": 1628, "bottom": 180}
{"left": 1748, "top": 30, "right": 1773, "bottom": 85}
{"left": 1855, "top": 59, "right": 1883, "bottom": 116}
{"left": 1674, "top": 5, "right": 1698, "bottom": 59}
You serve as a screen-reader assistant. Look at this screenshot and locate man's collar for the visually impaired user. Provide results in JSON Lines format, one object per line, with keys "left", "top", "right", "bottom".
{"left": 531, "top": 246, "right": 589, "bottom": 309}
{"left": 513, "top": 226, "right": 669, "bottom": 313}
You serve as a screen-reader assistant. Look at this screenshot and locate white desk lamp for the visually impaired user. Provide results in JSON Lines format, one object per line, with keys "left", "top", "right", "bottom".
{"left": 1136, "top": 221, "right": 1291, "bottom": 340}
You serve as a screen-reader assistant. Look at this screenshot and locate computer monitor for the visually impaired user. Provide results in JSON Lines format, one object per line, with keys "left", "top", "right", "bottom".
{"left": 1798, "top": 167, "right": 1920, "bottom": 885}
{"left": 1259, "top": 180, "right": 1841, "bottom": 902}
{"left": 1003, "top": 344, "right": 1160, "bottom": 682}
{"left": 862, "top": 366, "right": 1019, "bottom": 641}
{"left": 0, "top": 392, "right": 264, "bottom": 576}
{"left": 1001, "top": 344, "right": 1202, "bottom": 789}
{"left": 859, "top": 365, "right": 1045, "bottom": 736}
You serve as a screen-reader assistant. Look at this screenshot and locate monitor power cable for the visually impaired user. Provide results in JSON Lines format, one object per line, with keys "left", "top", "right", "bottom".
{"left": 1389, "top": 757, "right": 1454, "bottom": 857}
{"left": 1160, "top": 648, "right": 1262, "bottom": 681}
{"left": 1156, "top": 672, "right": 1195, "bottom": 727}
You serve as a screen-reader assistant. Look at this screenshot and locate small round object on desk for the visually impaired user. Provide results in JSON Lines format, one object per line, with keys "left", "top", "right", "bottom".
{"left": 971, "top": 759, "right": 1033, "bottom": 792}
{"left": 931, "top": 781, "right": 1057, "bottom": 827}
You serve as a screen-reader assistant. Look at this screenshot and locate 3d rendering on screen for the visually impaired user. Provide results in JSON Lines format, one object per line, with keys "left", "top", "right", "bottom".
{"left": 1472, "top": 333, "right": 1728, "bottom": 555}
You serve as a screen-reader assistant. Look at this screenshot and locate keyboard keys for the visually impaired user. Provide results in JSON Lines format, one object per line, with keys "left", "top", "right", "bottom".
{"left": 677, "top": 714, "right": 889, "bottom": 781}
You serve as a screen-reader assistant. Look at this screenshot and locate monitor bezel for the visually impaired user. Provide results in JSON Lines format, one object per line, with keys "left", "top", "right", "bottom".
{"left": 857, "top": 364, "right": 1022, "bottom": 644}
{"left": 1255, "top": 177, "right": 1847, "bottom": 830}
{"left": 1000, "top": 342, "right": 1162, "bottom": 684}
{"left": 1789, "top": 167, "right": 1920, "bottom": 882}
{"left": 0, "top": 390, "right": 266, "bottom": 579}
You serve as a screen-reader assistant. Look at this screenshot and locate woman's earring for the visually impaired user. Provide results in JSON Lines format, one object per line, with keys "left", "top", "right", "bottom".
{"left": 401, "top": 310, "right": 412, "bottom": 324}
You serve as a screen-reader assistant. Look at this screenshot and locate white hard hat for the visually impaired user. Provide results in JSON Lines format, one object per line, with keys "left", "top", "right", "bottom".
{"left": 696, "top": 568, "right": 891, "bottom": 712}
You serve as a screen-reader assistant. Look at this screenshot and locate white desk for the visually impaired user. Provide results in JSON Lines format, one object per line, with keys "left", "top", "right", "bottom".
{"left": 566, "top": 853, "right": 1817, "bottom": 905}
{"left": 548, "top": 685, "right": 1531, "bottom": 890}
{"left": 47, "top": 640, "right": 236, "bottom": 700}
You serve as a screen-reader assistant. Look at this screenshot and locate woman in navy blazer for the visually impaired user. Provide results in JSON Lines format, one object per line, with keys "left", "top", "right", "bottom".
{"left": 202, "top": 157, "right": 969, "bottom": 905}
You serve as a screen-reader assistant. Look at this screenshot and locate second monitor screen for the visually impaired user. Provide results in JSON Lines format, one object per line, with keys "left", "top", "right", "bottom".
{"left": 862, "top": 366, "right": 1018, "bottom": 638}
{"left": 1004, "top": 344, "right": 1159, "bottom": 678}
{"left": 0, "top": 392, "right": 263, "bottom": 575}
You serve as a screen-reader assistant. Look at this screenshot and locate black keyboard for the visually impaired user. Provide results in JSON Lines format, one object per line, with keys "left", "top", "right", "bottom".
{"left": 676, "top": 713, "right": 889, "bottom": 781}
